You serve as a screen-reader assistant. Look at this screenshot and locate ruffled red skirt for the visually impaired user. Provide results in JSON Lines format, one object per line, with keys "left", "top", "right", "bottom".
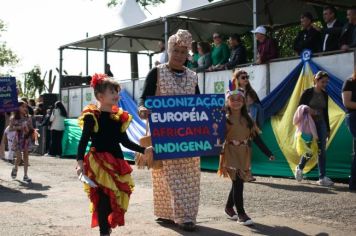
{"left": 83, "top": 148, "right": 134, "bottom": 229}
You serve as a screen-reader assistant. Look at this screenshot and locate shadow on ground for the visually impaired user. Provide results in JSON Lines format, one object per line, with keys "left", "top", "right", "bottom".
{"left": 251, "top": 223, "right": 327, "bottom": 236}
{"left": 253, "top": 182, "right": 338, "bottom": 194}
{"left": 157, "top": 221, "right": 241, "bottom": 236}
{"left": 16, "top": 180, "right": 51, "bottom": 191}
{"left": 0, "top": 185, "right": 48, "bottom": 203}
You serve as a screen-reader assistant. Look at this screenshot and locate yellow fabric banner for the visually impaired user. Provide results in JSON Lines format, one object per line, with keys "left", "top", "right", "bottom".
{"left": 271, "top": 62, "right": 345, "bottom": 175}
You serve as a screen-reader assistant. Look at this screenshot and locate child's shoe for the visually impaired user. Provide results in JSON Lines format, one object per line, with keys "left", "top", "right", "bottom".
{"left": 237, "top": 213, "right": 254, "bottom": 226}
{"left": 11, "top": 168, "right": 17, "bottom": 179}
{"left": 23, "top": 175, "right": 32, "bottom": 183}
{"left": 225, "top": 207, "right": 238, "bottom": 220}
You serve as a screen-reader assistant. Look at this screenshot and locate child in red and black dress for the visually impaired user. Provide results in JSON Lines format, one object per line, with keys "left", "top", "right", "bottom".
{"left": 76, "top": 73, "right": 153, "bottom": 236}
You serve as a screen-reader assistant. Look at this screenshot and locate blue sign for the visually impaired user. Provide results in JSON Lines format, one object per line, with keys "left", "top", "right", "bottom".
{"left": 145, "top": 94, "right": 226, "bottom": 160}
{"left": 0, "top": 77, "right": 18, "bottom": 112}
{"left": 301, "top": 49, "right": 312, "bottom": 62}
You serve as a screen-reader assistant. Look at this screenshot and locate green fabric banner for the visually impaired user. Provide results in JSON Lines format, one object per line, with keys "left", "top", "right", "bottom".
{"left": 201, "top": 119, "right": 353, "bottom": 179}
{"left": 62, "top": 118, "right": 352, "bottom": 179}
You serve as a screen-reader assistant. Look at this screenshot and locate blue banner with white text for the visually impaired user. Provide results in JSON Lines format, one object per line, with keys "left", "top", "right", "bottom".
{"left": 0, "top": 77, "right": 18, "bottom": 112}
{"left": 145, "top": 94, "right": 226, "bottom": 160}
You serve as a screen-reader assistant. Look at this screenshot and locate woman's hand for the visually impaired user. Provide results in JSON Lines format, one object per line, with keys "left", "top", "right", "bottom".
{"left": 138, "top": 106, "right": 150, "bottom": 119}
{"left": 144, "top": 146, "right": 154, "bottom": 156}
{"left": 308, "top": 108, "right": 318, "bottom": 116}
{"left": 76, "top": 161, "right": 84, "bottom": 176}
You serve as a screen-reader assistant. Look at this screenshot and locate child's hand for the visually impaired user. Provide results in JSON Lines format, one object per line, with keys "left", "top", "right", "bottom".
{"left": 138, "top": 107, "right": 150, "bottom": 120}
{"left": 144, "top": 146, "right": 154, "bottom": 156}
{"left": 76, "top": 161, "right": 84, "bottom": 176}
{"left": 269, "top": 155, "right": 275, "bottom": 161}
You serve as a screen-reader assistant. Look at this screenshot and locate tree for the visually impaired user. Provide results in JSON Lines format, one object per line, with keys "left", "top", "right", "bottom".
{"left": 0, "top": 19, "right": 18, "bottom": 71}
{"left": 106, "top": 0, "right": 165, "bottom": 7}
{"left": 106, "top": 0, "right": 214, "bottom": 7}
{"left": 24, "top": 66, "right": 45, "bottom": 98}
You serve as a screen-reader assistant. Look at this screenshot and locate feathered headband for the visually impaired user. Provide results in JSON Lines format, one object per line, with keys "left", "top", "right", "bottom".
{"left": 226, "top": 78, "right": 245, "bottom": 99}
{"left": 90, "top": 73, "right": 108, "bottom": 88}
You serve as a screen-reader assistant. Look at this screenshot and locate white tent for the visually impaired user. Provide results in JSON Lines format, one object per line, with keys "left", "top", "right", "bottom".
{"left": 116, "top": 0, "right": 147, "bottom": 28}
{"left": 147, "top": 0, "right": 216, "bottom": 18}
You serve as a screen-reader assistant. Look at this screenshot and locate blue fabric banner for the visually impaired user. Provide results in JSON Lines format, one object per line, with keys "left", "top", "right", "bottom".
{"left": 308, "top": 61, "right": 346, "bottom": 111}
{"left": 0, "top": 77, "right": 18, "bottom": 112}
{"left": 146, "top": 94, "right": 226, "bottom": 160}
{"left": 262, "top": 50, "right": 347, "bottom": 120}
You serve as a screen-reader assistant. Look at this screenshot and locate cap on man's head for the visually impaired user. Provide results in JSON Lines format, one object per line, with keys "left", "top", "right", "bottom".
{"left": 251, "top": 26, "right": 266, "bottom": 35}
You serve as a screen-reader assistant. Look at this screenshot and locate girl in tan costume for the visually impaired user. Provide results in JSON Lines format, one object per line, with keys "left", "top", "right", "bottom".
{"left": 219, "top": 81, "right": 274, "bottom": 226}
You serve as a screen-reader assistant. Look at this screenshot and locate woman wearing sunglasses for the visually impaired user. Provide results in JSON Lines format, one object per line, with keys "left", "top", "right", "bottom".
{"left": 233, "top": 69, "right": 267, "bottom": 182}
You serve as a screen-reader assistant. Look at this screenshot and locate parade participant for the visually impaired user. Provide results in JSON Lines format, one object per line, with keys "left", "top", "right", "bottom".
{"left": 4, "top": 125, "right": 16, "bottom": 163}
{"left": 76, "top": 73, "right": 153, "bottom": 236}
{"left": 293, "top": 105, "right": 319, "bottom": 182}
{"left": 298, "top": 71, "right": 333, "bottom": 186}
{"left": 218, "top": 82, "right": 274, "bottom": 226}
{"left": 342, "top": 71, "right": 356, "bottom": 191}
{"left": 10, "top": 100, "right": 33, "bottom": 183}
{"left": 138, "top": 29, "right": 200, "bottom": 232}
{"left": 235, "top": 69, "right": 267, "bottom": 182}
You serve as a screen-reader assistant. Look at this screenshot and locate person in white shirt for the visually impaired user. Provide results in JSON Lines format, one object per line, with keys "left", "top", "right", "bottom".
{"left": 48, "top": 101, "right": 67, "bottom": 157}
{"left": 155, "top": 40, "right": 168, "bottom": 66}
{"left": 4, "top": 126, "right": 15, "bottom": 162}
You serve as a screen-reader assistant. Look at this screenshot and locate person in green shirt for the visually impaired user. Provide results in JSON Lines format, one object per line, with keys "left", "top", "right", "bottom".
{"left": 208, "top": 33, "right": 230, "bottom": 71}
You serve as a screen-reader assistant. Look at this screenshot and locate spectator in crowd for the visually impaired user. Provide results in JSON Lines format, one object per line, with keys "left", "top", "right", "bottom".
{"left": 251, "top": 26, "right": 279, "bottom": 64}
{"left": 0, "top": 112, "right": 5, "bottom": 159}
{"left": 155, "top": 40, "right": 168, "bottom": 66}
{"left": 342, "top": 71, "right": 356, "bottom": 191}
{"left": 208, "top": 33, "right": 230, "bottom": 70}
{"left": 319, "top": 6, "right": 343, "bottom": 52}
{"left": 29, "top": 98, "right": 36, "bottom": 108}
{"left": 195, "top": 41, "right": 212, "bottom": 73}
{"left": 21, "top": 97, "right": 34, "bottom": 116}
{"left": 34, "top": 102, "right": 46, "bottom": 117}
{"left": 48, "top": 101, "right": 67, "bottom": 157}
{"left": 340, "top": 7, "right": 356, "bottom": 50}
{"left": 293, "top": 12, "right": 322, "bottom": 55}
{"left": 41, "top": 107, "right": 53, "bottom": 154}
{"left": 187, "top": 41, "right": 200, "bottom": 69}
{"left": 215, "top": 34, "right": 247, "bottom": 70}
{"left": 105, "top": 63, "right": 114, "bottom": 77}
{"left": 298, "top": 71, "right": 333, "bottom": 186}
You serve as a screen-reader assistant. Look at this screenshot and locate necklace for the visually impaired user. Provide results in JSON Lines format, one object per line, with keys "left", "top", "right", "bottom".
{"left": 166, "top": 65, "right": 188, "bottom": 90}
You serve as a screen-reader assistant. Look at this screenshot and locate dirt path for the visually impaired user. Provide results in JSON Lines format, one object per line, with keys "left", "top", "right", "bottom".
{"left": 0, "top": 155, "right": 355, "bottom": 236}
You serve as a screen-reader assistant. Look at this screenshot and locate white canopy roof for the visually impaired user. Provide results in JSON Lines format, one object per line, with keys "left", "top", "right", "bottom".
{"left": 60, "top": 0, "right": 355, "bottom": 53}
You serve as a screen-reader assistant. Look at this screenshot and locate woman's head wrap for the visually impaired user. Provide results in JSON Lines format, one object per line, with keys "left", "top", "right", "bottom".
{"left": 168, "top": 29, "right": 193, "bottom": 51}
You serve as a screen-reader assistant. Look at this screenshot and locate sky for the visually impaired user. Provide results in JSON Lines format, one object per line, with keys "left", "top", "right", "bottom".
{"left": 0, "top": 0, "right": 155, "bottom": 93}
{"left": 0, "top": 0, "right": 214, "bottom": 93}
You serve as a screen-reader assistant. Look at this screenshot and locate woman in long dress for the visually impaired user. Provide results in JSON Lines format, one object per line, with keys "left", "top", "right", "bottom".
{"left": 138, "top": 29, "right": 200, "bottom": 232}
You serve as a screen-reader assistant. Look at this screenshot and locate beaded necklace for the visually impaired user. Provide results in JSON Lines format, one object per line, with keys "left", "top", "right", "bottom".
{"left": 166, "top": 64, "right": 188, "bottom": 90}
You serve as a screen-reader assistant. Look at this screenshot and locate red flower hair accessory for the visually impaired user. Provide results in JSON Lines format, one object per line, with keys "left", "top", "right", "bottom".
{"left": 90, "top": 73, "right": 108, "bottom": 88}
